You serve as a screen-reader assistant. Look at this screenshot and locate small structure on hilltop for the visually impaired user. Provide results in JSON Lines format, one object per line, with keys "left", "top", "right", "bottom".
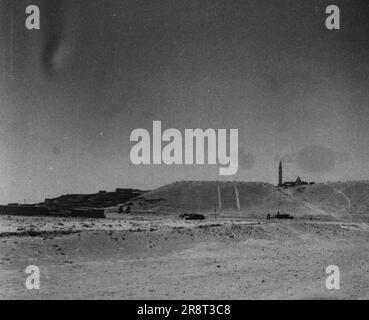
{"left": 277, "top": 161, "right": 313, "bottom": 188}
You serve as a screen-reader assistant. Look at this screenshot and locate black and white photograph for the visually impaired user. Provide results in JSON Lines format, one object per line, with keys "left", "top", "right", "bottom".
{"left": 1, "top": 0, "right": 369, "bottom": 304}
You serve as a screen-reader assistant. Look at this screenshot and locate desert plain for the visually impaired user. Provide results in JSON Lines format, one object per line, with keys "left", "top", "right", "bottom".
{"left": 1, "top": 214, "right": 369, "bottom": 299}
{"left": 2, "top": 181, "right": 369, "bottom": 299}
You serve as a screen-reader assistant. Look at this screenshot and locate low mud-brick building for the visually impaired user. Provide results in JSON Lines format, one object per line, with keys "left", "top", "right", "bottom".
{"left": 0, "top": 204, "right": 49, "bottom": 216}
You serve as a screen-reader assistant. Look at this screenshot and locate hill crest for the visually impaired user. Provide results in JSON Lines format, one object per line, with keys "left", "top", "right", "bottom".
{"left": 127, "top": 180, "right": 369, "bottom": 220}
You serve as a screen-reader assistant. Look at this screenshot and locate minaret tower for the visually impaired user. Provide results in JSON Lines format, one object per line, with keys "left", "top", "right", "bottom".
{"left": 278, "top": 161, "right": 283, "bottom": 186}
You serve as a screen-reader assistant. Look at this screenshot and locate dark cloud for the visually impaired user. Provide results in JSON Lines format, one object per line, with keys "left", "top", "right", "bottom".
{"left": 41, "top": 0, "right": 66, "bottom": 74}
{"left": 277, "top": 145, "right": 350, "bottom": 174}
{"left": 239, "top": 150, "right": 255, "bottom": 170}
{"left": 296, "top": 145, "right": 336, "bottom": 173}
{"left": 52, "top": 146, "right": 62, "bottom": 156}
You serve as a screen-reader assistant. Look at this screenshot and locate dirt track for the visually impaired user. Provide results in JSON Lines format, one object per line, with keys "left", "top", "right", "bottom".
{"left": 1, "top": 215, "right": 369, "bottom": 299}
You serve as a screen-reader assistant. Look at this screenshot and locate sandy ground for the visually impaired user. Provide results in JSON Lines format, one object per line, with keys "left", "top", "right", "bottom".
{"left": 1, "top": 214, "right": 369, "bottom": 299}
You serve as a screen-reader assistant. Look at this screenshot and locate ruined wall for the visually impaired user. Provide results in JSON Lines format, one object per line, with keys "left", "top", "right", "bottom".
{"left": 0, "top": 205, "right": 49, "bottom": 216}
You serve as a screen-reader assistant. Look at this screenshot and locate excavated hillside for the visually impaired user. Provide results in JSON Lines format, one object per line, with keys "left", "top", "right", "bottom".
{"left": 126, "top": 181, "right": 369, "bottom": 220}
{"left": 127, "top": 181, "right": 325, "bottom": 219}
{"left": 286, "top": 181, "right": 369, "bottom": 220}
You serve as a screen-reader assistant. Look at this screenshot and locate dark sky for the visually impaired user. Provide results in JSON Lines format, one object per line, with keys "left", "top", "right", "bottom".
{"left": 0, "top": 0, "right": 368, "bottom": 203}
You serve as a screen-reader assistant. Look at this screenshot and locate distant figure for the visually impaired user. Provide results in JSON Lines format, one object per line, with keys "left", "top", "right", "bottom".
{"left": 118, "top": 205, "right": 131, "bottom": 214}
{"left": 124, "top": 205, "right": 131, "bottom": 214}
{"left": 266, "top": 213, "right": 271, "bottom": 220}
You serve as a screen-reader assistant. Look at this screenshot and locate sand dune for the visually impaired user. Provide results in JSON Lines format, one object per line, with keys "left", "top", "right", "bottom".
{"left": 127, "top": 180, "right": 369, "bottom": 220}
{"left": 129, "top": 181, "right": 308, "bottom": 217}
{"left": 287, "top": 181, "right": 369, "bottom": 220}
